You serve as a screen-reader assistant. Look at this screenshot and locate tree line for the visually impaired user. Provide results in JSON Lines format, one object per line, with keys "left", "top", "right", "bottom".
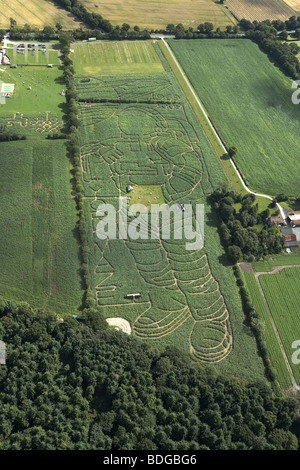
{"left": 59, "top": 32, "right": 96, "bottom": 313}
{"left": 209, "top": 185, "right": 284, "bottom": 264}
{"left": 0, "top": 302, "right": 299, "bottom": 449}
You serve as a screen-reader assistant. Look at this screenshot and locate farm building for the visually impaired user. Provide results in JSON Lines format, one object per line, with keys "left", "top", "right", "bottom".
{"left": 287, "top": 212, "right": 300, "bottom": 227}
{"left": 267, "top": 215, "right": 286, "bottom": 227}
{"left": 280, "top": 228, "right": 299, "bottom": 248}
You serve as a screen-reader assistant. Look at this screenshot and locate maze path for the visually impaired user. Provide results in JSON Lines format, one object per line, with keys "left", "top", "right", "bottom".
{"left": 78, "top": 78, "right": 232, "bottom": 363}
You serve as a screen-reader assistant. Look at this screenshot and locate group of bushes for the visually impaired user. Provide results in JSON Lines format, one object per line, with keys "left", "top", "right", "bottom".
{"left": 59, "top": 32, "right": 95, "bottom": 311}
{"left": 242, "top": 18, "right": 300, "bottom": 80}
{"left": 0, "top": 124, "right": 26, "bottom": 142}
{"left": 210, "top": 186, "right": 284, "bottom": 263}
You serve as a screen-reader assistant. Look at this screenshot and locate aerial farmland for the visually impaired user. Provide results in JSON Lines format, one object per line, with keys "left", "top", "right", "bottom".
{"left": 0, "top": 0, "right": 300, "bottom": 451}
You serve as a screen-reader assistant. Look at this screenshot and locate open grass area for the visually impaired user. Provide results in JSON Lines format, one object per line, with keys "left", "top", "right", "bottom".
{"left": 0, "top": 65, "right": 65, "bottom": 115}
{"left": 0, "top": 139, "right": 83, "bottom": 313}
{"left": 169, "top": 39, "right": 300, "bottom": 198}
{"left": 253, "top": 251, "right": 300, "bottom": 272}
{"left": 72, "top": 40, "right": 165, "bottom": 76}
{"left": 0, "top": 0, "right": 82, "bottom": 29}
{"left": 73, "top": 42, "right": 266, "bottom": 381}
{"left": 7, "top": 45, "right": 60, "bottom": 67}
{"left": 82, "top": 0, "right": 237, "bottom": 30}
{"left": 128, "top": 185, "right": 166, "bottom": 211}
{"left": 226, "top": 0, "right": 295, "bottom": 21}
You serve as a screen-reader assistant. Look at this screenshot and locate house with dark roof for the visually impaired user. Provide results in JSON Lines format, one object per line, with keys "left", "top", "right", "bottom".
{"left": 280, "top": 227, "right": 299, "bottom": 248}
{"left": 267, "top": 215, "right": 286, "bottom": 227}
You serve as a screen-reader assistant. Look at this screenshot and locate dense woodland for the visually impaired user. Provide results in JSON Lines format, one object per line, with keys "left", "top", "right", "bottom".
{"left": 0, "top": 303, "right": 300, "bottom": 450}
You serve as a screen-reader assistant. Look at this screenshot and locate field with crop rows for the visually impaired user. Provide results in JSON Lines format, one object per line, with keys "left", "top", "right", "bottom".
{"left": 259, "top": 268, "right": 300, "bottom": 384}
{"left": 72, "top": 41, "right": 165, "bottom": 76}
{"left": 243, "top": 272, "right": 292, "bottom": 389}
{"left": 82, "top": 0, "right": 236, "bottom": 30}
{"left": 0, "top": 0, "right": 82, "bottom": 29}
{"left": 0, "top": 139, "right": 83, "bottom": 313}
{"left": 226, "top": 0, "right": 295, "bottom": 22}
{"left": 169, "top": 39, "right": 300, "bottom": 198}
{"left": 73, "top": 42, "right": 266, "bottom": 380}
{"left": 0, "top": 63, "right": 83, "bottom": 313}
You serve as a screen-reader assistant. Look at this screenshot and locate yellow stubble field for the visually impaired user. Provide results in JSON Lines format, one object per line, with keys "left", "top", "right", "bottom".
{"left": 0, "top": 0, "right": 82, "bottom": 29}
{"left": 82, "top": 0, "right": 237, "bottom": 29}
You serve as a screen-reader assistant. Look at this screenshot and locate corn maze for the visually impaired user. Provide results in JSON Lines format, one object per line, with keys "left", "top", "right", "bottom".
{"left": 78, "top": 74, "right": 233, "bottom": 363}
{"left": 1, "top": 113, "right": 63, "bottom": 135}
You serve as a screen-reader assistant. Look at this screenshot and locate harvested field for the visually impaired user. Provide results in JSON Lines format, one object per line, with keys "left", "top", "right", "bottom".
{"left": 82, "top": 0, "right": 237, "bottom": 29}
{"left": 226, "top": 0, "right": 295, "bottom": 22}
{"left": 0, "top": 0, "right": 81, "bottom": 29}
{"left": 284, "top": 0, "right": 300, "bottom": 11}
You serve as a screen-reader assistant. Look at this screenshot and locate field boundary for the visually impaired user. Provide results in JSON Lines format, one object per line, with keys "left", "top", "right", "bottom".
{"left": 159, "top": 37, "right": 285, "bottom": 220}
{"left": 241, "top": 263, "right": 300, "bottom": 390}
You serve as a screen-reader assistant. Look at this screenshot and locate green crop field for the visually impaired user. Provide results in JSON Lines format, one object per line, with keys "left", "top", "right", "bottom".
{"left": 168, "top": 39, "right": 300, "bottom": 198}
{"left": 73, "top": 41, "right": 266, "bottom": 380}
{"left": 258, "top": 268, "right": 300, "bottom": 385}
{"left": 0, "top": 139, "right": 83, "bottom": 313}
{"left": 72, "top": 41, "right": 165, "bottom": 76}
{"left": 243, "top": 272, "right": 292, "bottom": 389}
{"left": 0, "top": 64, "right": 83, "bottom": 313}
